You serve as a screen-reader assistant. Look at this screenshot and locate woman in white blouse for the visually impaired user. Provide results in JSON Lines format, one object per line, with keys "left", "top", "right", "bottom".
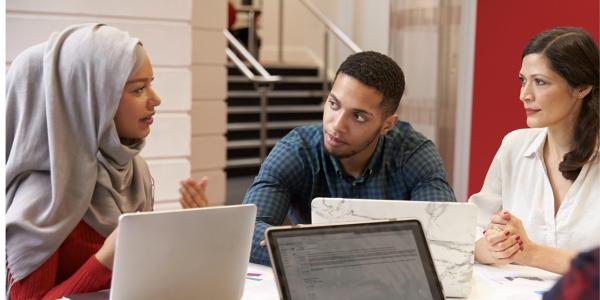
{"left": 470, "top": 27, "right": 599, "bottom": 274}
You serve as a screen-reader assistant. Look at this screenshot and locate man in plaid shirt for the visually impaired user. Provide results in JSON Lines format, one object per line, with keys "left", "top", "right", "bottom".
{"left": 242, "top": 51, "right": 456, "bottom": 265}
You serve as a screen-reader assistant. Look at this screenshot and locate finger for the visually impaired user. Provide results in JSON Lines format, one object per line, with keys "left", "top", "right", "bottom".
{"left": 180, "top": 197, "right": 190, "bottom": 209}
{"left": 193, "top": 177, "right": 209, "bottom": 204}
{"left": 500, "top": 210, "right": 512, "bottom": 221}
{"left": 486, "top": 230, "right": 511, "bottom": 244}
{"left": 259, "top": 240, "right": 266, "bottom": 247}
{"left": 490, "top": 214, "right": 510, "bottom": 225}
{"left": 493, "top": 240, "right": 522, "bottom": 260}
{"left": 496, "top": 256, "right": 516, "bottom": 265}
{"left": 491, "top": 235, "right": 520, "bottom": 252}
{"left": 179, "top": 195, "right": 191, "bottom": 209}
{"left": 483, "top": 222, "right": 504, "bottom": 236}
{"left": 195, "top": 178, "right": 209, "bottom": 207}
{"left": 185, "top": 182, "right": 208, "bottom": 207}
{"left": 179, "top": 186, "right": 196, "bottom": 208}
{"left": 198, "top": 176, "right": 208, "bottom": 189}
{"left": 179, "top": 192, "right": 191, "bottom": 208}
{"left": 200, "top": 194, "right": 208, "bottom": 207}
{"left": 484, "top": 223, "right": 495, "bottom": 233}
{"left": 179, "top": 185, "right": 191, "bottom": 202}
{"left": 485, "top": 226, "right": 509, "bottom": 239}
{"left": 194, "top": 191, "right": 208, "bottom": 207}
{"left": 484, "top": 223, "right": 509, "bottom": 237}
{"left": 182, "top": 179, "right": 198, "bottom": 192}
{"left": 180, "top": 178, "right": 193, "bottom": 188}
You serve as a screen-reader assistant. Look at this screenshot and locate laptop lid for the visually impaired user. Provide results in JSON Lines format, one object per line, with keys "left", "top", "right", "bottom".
{"left": 311, "top": 198, "right": 476, "bottom": 297}
{"left": 265, "top": 220, "right": 445, "bottom": 300}
{"left": 109, "top": 204, "right": 256, "bottom": 300}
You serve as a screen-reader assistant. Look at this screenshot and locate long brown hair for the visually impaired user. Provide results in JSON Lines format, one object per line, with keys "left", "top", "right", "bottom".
{"left": 522, "top": 27, "right": 599, "bottom": 180}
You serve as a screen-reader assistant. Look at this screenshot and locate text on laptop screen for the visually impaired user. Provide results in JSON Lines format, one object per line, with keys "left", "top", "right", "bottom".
{"left": 267, "top": 221, "right": 443, "bottom": 300}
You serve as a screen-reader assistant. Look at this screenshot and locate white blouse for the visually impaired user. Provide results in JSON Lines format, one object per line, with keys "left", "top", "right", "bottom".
{"left": 469, "top": 128, "right": 600, "bottom": 252}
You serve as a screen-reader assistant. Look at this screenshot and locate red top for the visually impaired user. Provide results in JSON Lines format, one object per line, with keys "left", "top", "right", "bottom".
{"left": 9, "top": 221, "right": 112, "bottom": 300}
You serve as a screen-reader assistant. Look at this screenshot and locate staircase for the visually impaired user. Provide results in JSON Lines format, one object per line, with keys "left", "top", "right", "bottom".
{"left": 226, "top": 64, "right": 326, "bottom": 178}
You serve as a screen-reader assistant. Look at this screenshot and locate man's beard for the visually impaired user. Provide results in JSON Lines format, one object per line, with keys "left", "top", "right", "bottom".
{"left": 323, "top": 129, "right": 381, "bottom": 160}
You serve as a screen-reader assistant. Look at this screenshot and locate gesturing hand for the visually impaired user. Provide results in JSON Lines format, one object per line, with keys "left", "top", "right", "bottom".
{"left": 179, "top": 176, "right": 209, "bottom": 209}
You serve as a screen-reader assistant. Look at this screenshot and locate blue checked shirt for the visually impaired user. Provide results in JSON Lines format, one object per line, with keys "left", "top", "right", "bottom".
{"left": 242, "top": 121, "right": 456, "bottom": 265}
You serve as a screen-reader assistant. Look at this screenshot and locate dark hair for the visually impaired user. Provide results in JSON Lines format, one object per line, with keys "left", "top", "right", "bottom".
{"left": 335, "top": 51, "right": 405, "bottom": 116}
{"left": 522, "top": 27, "right": 599, "bottom": 181}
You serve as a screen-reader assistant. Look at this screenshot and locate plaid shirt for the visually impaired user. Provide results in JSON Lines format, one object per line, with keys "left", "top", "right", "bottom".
{"left": 242, "top": 122, "right": 456, "bottom": 265}
{"left": 543, "top": 248, "right": 599, "bottom": 300}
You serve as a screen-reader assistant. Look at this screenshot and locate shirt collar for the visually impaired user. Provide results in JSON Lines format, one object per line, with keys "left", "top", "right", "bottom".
{"left": 523, "top": 128, "right": 548, "bottom": 158}
{"left": 329, "top": 136, "right": 384, "bottom": 179}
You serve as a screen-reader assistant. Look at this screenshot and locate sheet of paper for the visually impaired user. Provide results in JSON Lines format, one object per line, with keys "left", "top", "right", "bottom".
{"left": 471, "top": 263, "right": 560, "bottom": 300}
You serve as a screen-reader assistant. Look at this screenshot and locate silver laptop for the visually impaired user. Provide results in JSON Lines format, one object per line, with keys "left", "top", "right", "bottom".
{"left": 265, "top": 219, "right": 445, "bottom": 300}
{"left": 66, "top": 204, "right": 256, "bottom": 300}
{"left": 311, "top": 198, "right": 476, "bottom": 298}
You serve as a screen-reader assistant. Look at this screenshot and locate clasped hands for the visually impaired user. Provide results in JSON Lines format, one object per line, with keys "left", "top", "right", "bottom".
{"left": 482, "top": 210, "right": 537, "bottom": 266}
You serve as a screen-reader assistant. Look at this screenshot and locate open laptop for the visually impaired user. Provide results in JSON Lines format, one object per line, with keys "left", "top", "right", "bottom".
{"left": 311, "top": 198, "right": 477, "bottom": 298}
{"left": 265, "top": 219, "right": 445, "bottom": 300}
{"left": 66, "top": 204, "right": 256, "bottom": 300}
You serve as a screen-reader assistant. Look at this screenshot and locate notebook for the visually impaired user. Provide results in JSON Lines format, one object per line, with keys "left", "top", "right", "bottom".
{"left": 311, "top": 197, "right": 477, "bottom": 297}
{"left": 65, "top": 204, "right": 256, "bottom": 300}
{"left": 265, "top": 219, "right": 445, "bottom": 300}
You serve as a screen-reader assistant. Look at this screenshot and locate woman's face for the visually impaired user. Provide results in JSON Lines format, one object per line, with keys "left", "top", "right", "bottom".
{"left": 114, "top": 54, "right": 161, "bottom": 139}
{"left": 518, "top": 53, "right": 582, "bottom": 130}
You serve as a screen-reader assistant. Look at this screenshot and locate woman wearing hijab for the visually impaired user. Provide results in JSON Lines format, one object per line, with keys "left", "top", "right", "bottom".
{"left": 6, "top": 23, "right": 207, "bottom": 299}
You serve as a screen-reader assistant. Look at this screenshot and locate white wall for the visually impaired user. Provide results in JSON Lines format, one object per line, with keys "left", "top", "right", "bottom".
{"left": 191, "top": 0, "right": 228, "bottom": 207}
{"left": 6, "top": 0, "right": 227, "bottom": 210}
{"left": 259, "top": 0, "right": 390, "bottom": 71}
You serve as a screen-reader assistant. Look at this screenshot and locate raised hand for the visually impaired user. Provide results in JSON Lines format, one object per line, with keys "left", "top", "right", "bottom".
{"left": 179, "top": 176, "right": 209, "bottom": 208}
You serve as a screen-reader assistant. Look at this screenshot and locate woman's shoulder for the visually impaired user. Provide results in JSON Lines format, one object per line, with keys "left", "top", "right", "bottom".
{"left": 496, "top": 128, "right": 546, "bottom": 159}
{"left": 501, "top": 128, "right": 546, "bottom": 147}
{"left": 503, "top": 127, "right": 545, "bottom": 141}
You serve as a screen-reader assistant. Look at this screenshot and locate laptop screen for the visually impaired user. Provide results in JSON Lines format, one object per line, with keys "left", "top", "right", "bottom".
{"left": 266, "top": 220, "right": 444, "bottom": 300}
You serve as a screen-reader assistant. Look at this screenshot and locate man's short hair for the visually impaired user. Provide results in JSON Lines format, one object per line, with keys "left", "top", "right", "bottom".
{"left": 335, "top": 51, "right": 405, "bottom": 116}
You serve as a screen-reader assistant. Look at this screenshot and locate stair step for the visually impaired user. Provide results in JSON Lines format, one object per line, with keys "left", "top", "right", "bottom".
{"left": 228, "top": 105, "right": 323, "bottom": 114}
{"left": 228, "top": 120, "right": 321, "bottom": 131}
{"left": 228, "top": 75, "right": 324, "bottom": 83}
{"left": 228, "top": 90, "right": 325, "bottom": 98}
{"left": 226, "top": 63, "right": 325, "bottom": 179}
{"left": 227, "top": 157, "right": 262, "bottom": 168}
{"left": 228, "top": 139, "right": 279, "bottom": 149}
{"left": 229, "top": 81, "right": 325, "bottom": 92}
{"left": 227, "top": 64, "right": 319, "bottom": 77}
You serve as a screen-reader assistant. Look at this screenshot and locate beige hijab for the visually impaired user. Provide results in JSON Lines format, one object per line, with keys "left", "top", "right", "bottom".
{"left": 6, "top": 23, "right": 153, "bottom": 281}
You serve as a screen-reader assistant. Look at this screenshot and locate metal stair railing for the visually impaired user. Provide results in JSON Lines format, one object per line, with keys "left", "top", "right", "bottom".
{"left": 224, "top": 29, "right": 281, "bottom": 162}
{"left": 277, "top": 0, "right": 363, "bottom": 99}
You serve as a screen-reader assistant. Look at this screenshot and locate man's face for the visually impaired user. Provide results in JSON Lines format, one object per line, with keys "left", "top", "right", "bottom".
{"left": 322, "top": 73, "right": 397, "bottom": 160}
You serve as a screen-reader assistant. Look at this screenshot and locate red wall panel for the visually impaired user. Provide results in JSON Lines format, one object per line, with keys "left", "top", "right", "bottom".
{"left": 469, "top": 0, "right": 599, "bottom": 196}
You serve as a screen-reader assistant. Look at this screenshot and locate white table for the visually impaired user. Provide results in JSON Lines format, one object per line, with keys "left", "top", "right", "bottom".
{"left": 242, "top": 263, "right": 561, "bottom": 300}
